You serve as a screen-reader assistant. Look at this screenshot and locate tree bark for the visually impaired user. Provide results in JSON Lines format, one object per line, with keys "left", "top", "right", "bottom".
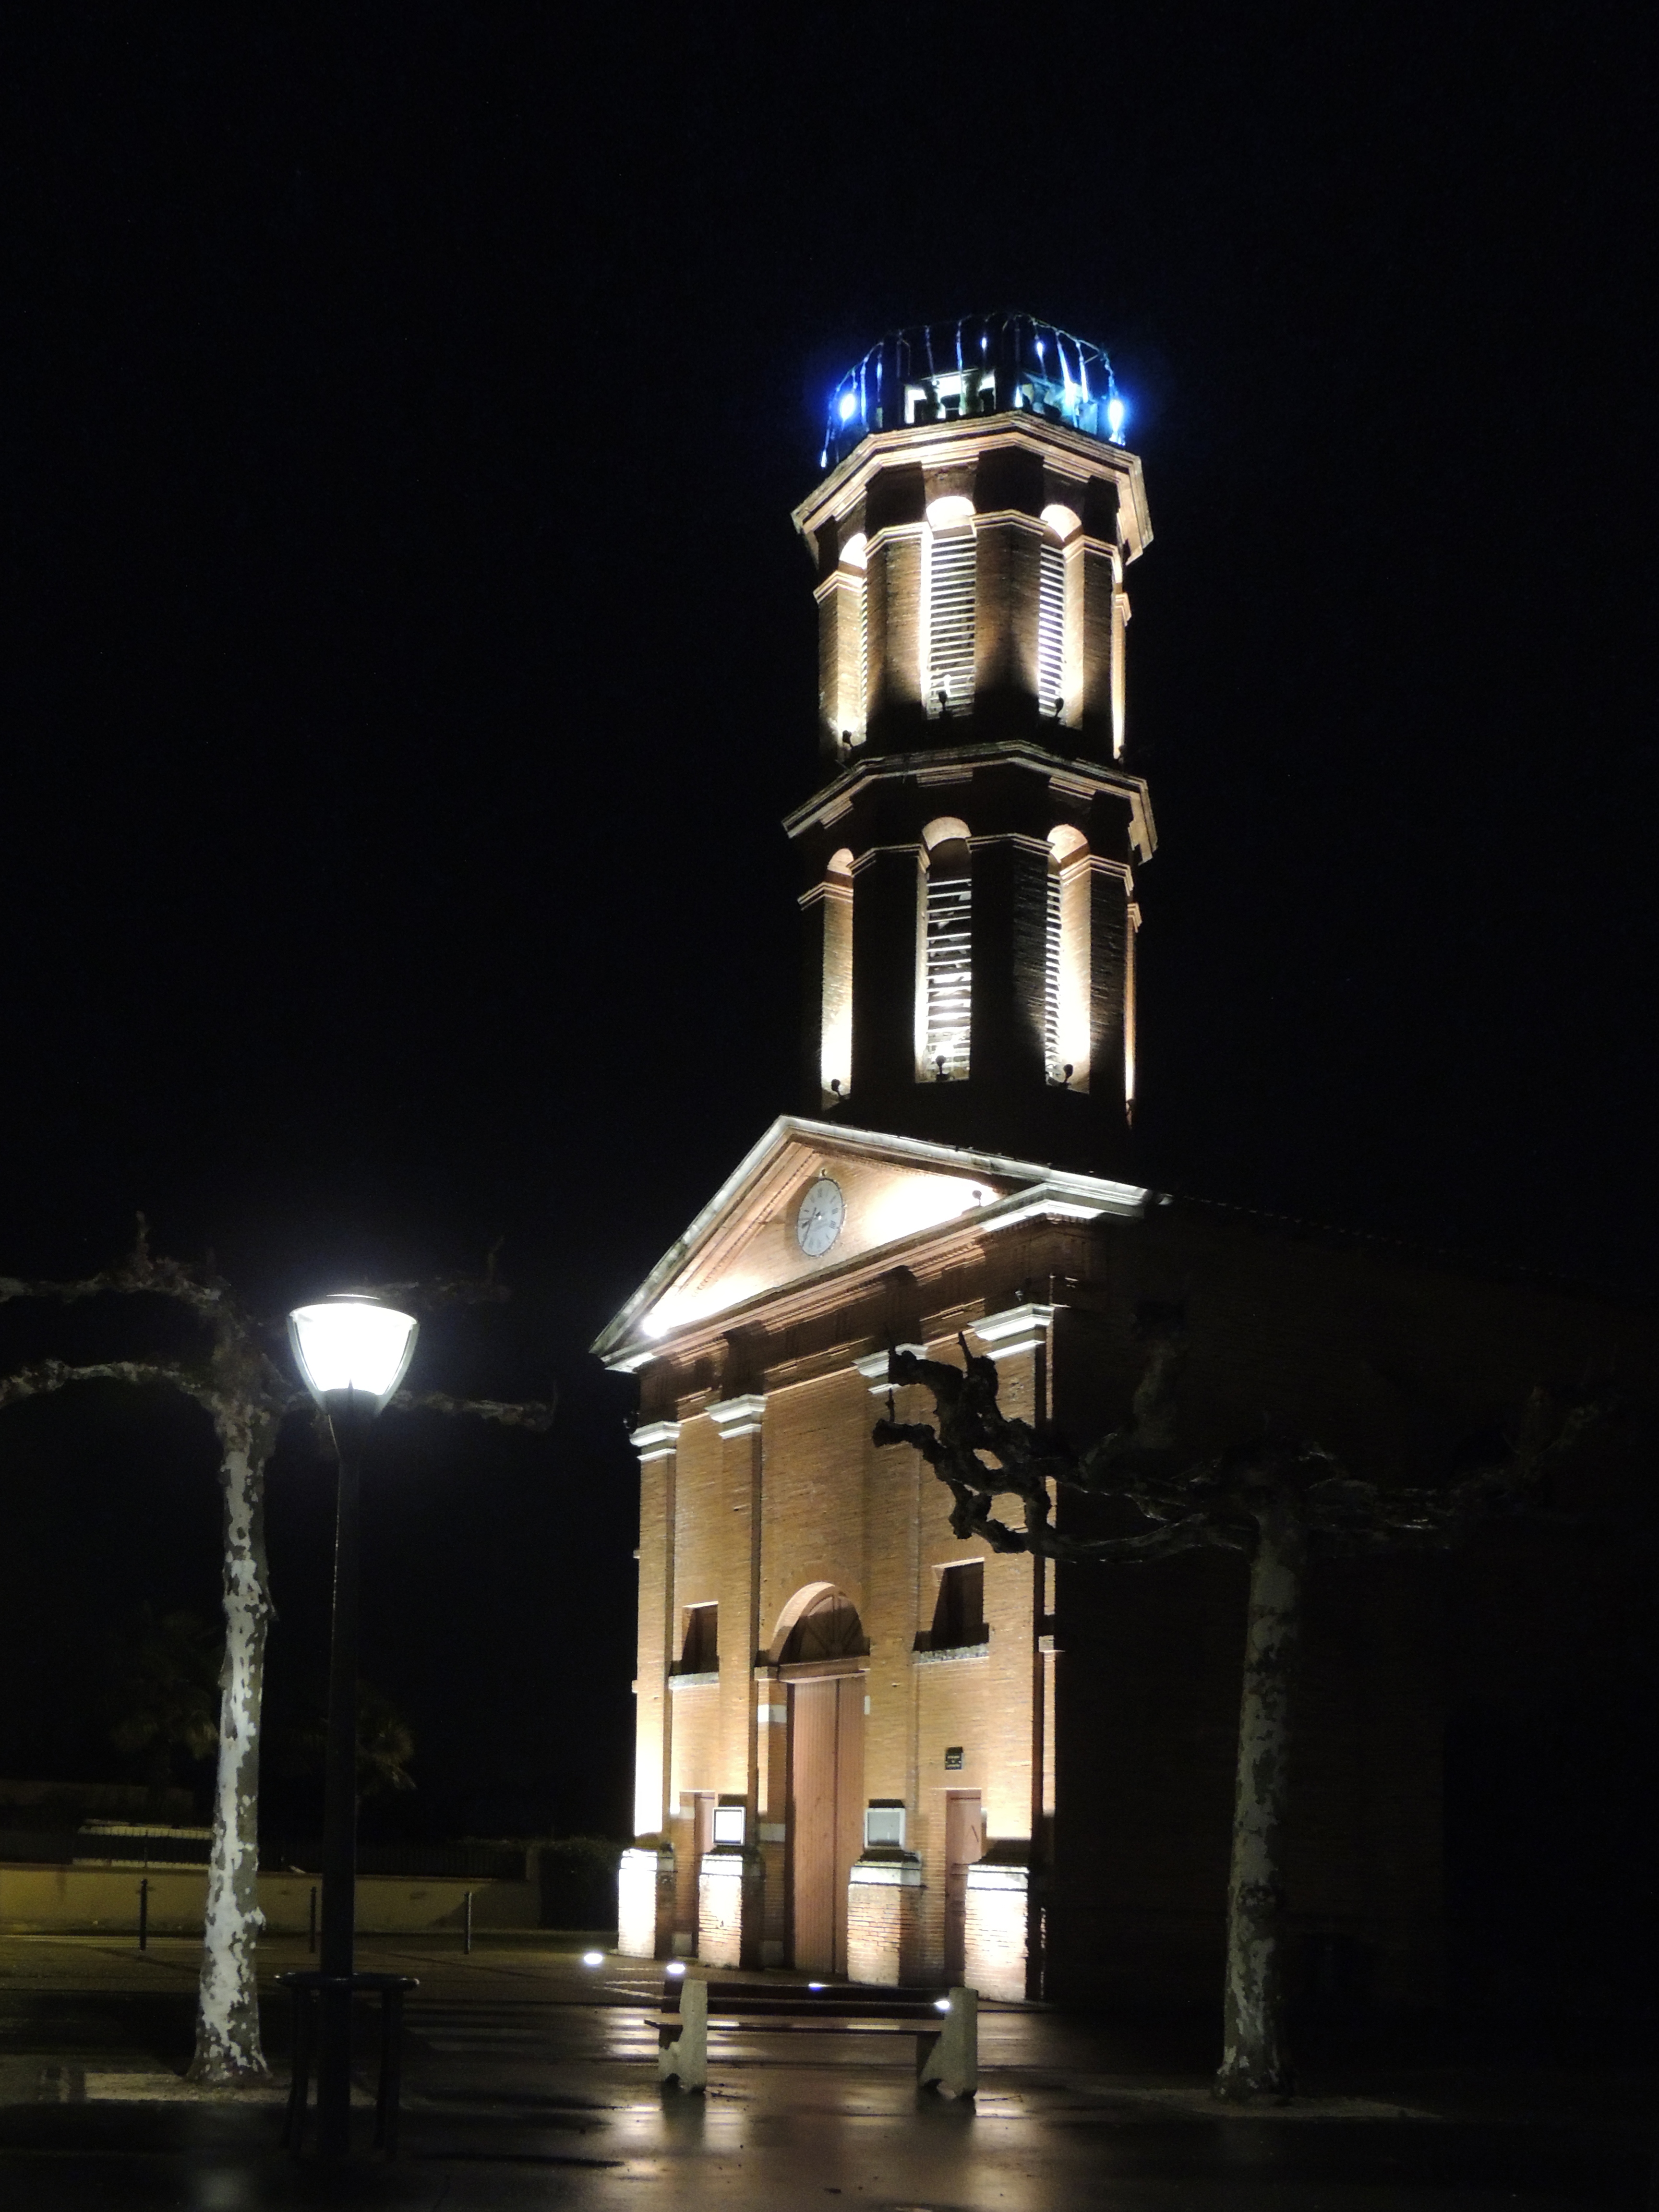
{"left": 1214, "top": 1504, "right": 1305, "bottom": 2102}
{"left": 187, "top": 1415, "right": 276, "bottom": 2084}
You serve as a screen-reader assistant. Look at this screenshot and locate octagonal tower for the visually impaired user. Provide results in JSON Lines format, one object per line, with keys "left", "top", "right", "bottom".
{"left": 788, "top": 313, "right": 1154, "bottom": 1176}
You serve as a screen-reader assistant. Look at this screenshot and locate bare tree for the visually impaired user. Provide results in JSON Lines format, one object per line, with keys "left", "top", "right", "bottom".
{"left": 0, "top": 1222, "right": 553, "bottom": 2086}
{"left": 874, "top": 1330, "right": 1596, "bottom": 2102}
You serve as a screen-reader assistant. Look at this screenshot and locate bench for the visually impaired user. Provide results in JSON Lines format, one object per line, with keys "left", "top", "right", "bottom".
{"left": 653, "top": 1973, "right": 977, "bottom": 2100}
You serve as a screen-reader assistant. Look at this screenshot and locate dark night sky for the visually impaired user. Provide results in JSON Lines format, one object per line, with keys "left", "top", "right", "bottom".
{"left": 0, "top": 8, "right": 1653, "bottom": 1839}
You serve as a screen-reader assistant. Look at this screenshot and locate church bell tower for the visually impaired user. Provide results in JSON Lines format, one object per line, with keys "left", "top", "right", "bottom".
{"left": 790, "top": 313, "right": 1154, "bottom": 1176}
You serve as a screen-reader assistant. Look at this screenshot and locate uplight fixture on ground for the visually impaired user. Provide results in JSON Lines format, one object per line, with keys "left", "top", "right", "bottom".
{"left": 288, "top": 1294, "right": 420, "bottom": 2161}
{"left": 582, "top": 1950, "right": 604, "bottom": 1967}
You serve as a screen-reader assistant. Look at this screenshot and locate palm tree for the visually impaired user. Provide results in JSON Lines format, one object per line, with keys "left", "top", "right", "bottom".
{"left": 109, "top": 1605, "right": 222, "bottom": 1788}
{"left": 282, "top": 1680, "right": 417, "bottom": 1806}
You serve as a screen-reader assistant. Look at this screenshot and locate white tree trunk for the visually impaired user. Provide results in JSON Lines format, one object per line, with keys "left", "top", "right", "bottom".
{"left": 1214, "top": 1505, "right": 1305, "bottom": 2101}
{"left": 188, "top": 1419, "right": 275, "bottom": 2084}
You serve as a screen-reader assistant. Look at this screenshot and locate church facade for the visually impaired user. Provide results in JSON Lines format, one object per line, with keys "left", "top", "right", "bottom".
{"left": 597, "top": 315, "right": 1654, "bottom": 2014}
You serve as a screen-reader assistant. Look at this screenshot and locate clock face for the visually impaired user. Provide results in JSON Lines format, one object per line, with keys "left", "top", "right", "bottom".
{"left": 795, "top": 1176, "right": 846, "bottom": 1258}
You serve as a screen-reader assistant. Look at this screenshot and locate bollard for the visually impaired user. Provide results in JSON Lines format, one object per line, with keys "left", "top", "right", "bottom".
{"left": 917, "top": 1985, "right": 977, "bottom": 2100}
{"left": 657, "top": 1972, "right": 707, "bottom": 2092}
{"left": 308, "top": 1887, "right": 318, "bottom": 1954}
{"left": 463, "top": 1890, "right": 472, "bottom": 1955}
{"left": 137, "top": 1877, "right": 149, "bottom": 1953}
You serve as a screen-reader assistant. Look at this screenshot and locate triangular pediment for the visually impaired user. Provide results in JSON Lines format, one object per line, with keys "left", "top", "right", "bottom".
{"left": 592, "top": 1116, "right": 1146, "bottom": 1370}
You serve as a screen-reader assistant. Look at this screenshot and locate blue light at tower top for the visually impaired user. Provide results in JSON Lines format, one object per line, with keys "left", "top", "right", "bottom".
{"left": 820, "top": 311, "right": 1128, "bottom": 467}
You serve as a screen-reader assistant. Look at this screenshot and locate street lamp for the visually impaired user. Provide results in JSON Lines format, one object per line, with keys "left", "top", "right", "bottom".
{"left": 288, "top": 1294, "right": 419, "bottom": 2159}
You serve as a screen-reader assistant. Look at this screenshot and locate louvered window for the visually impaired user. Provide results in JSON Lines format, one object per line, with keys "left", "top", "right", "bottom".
{"left": 923, "top": 846, "right": 972, "bottom": 1079}
{"left": 858, "top": 569, "right": 869, "bottom": 727}
{"left": 928, "top": 529, "right": 976, "bottom": 713}
{"left": 1037, "top": 539, "right": 1065, "bottom": 714}
{"left": 1044, "top": 860, "right": 1063, "bottom": 1077}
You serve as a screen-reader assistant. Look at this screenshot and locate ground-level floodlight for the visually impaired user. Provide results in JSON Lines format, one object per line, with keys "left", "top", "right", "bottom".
{"left": 582, "top": 1950, "right": 604, "bottom": 1968}
{"left": 288, "top": 1295, "right": 419, "bottom": 2160}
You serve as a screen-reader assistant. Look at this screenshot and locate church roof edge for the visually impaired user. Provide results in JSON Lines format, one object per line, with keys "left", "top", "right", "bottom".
{"left": 589, "top": 1115, "right": 1152, "bottom": 1369}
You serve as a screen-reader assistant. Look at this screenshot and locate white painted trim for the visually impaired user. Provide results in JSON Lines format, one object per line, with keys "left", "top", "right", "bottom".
{"left": 971, "top": 1303, "right": 1057, "bottom": 1361}
{"left": 853, "top": 1345, "right": 928, "bottom": 1393}
{"left": 965, "top": 1862, "right": 1032, "bottom": 1893}
{"left": 707, "top": 1394, "right": 767, "bottom": 1440}
{"left": 630, "top": 1420, "right": 682, "bottom": 1462}
{"left": 781, "top": 735, "right": 1154, "bottom": 861}
{"left": 849, "top": 1858, "right": 923, "bottom": 1887}
{"left": 593, "top": 1113, "right": 1151, "bottom": 1368}
{"left": 912, "top": 1641, "right": 992, "bottom": 1669}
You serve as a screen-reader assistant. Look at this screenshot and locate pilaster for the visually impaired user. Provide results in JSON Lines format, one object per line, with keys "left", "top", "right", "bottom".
{"left": 631, "top": 1420, "right": 681, "bottom": 1842}
{"left": 847, "top": 1851, "right": 924, "bottom": 1985}
{"left": 698, "top": 1832, "right": 764, "bottom": 1969}
{"left": 1077, "top": 536, "right": 1121, "bottom": 752}
{"left": 965, "top": 1852, "right": 1037, "bottom": 2001}
{"left": 618, "top": 1843, "right": 676, "bottom": 1961}
{"left": 1087, "top": 859, "right": 1132, "bottom": 1111}
{"left": 850, "top": 848, "right": 921, "bottom": 1097}
{"left": 708, "top": 1393, "right": 766, "bottom": 1829}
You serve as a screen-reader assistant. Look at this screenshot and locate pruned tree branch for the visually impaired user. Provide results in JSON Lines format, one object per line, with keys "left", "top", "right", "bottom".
{"left": 875, "top": 1324, "right": 1611, "bottom": 2107}
{"left": 872, "top": 1338, "right": 1605, "bottom": 1563}
{"left": 390, "top": 1388, "right": 556, "bottom": 1433}
{"left": 0, "top": 1213, "right": 230, "bottom": 1321}
{"left": 0, "top": 1218, "right": 553, "bottom": 2089}
{"left": 0, "top": 1356, "right": 217, "bottom": 1419}
{"left": 349, "top": 1239, "right": 511, "bottom": 1317}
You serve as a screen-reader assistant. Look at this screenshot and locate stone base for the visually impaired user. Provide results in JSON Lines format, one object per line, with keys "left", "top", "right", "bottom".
{"left": 847, "top": 1851, "right": 922, "bottom": 1986}
{"left": 965, "top": 1857, "right": 1034, "bottom": 2001}
{"left": 697, "top": 1846, "right": 763, "bottom": 1968}
{"left": 618, "top": 1843, "right": 675, "bottom": 1960}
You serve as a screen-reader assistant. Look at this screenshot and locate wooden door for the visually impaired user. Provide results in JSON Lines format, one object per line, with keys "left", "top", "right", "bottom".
{"left": 943, "top": 1791, "right": 984, "bottom": 1984}
{"left": 788, "top": 1676, "right": 865, "bottom": 1974}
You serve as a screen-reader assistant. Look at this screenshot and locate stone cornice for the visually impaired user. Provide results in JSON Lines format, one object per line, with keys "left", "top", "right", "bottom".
{"left": 783, "top": 739, "right": 1155, "bottom": 862}
{"left": 792, "top": 414, "right": 1151, "bottom": 563}
{"left": 628, "top": 1419, "right": 682, "bottom": 1461}
{"left": 852, "top": 1346, "right": 929, "bottom": 1394}
{"left": 594, "top": 1115, "right": 1149, "bottom": 1374}
{"left": 970, "top": 1302, "right": 1057, "bottom": 1362}
{"left": 707, "top": 1394, "right": 767, "bottom": 1440}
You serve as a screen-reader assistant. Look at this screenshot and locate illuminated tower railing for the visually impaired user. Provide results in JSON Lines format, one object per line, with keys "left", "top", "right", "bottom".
{"left": 790, "top": 312, "right": 1155, "bottom": 1176}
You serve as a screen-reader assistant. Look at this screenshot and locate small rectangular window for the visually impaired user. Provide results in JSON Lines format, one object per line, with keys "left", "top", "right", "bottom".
{"left": 679, "top": 1604, "right": 718, "bottom": 1674}
{"left": 930, "top": 1561, "right": 985, "bottom": 1650}
{"left": 865, "top": 1803, "right": 907, "bottom": 1850}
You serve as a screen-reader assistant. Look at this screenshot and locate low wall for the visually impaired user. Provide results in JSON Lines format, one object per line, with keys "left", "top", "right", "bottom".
{"left": 0, "top": 1863, "right": 539, "bottom": 1936}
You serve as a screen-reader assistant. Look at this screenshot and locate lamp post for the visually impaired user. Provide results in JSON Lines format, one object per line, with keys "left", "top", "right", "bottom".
{"left": 288, "top": 1295, "right": 419, "bottom": 2159}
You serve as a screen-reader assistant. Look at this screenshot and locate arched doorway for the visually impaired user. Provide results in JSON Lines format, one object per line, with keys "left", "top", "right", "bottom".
{"left": 771, "top": 1586, "right": 867, "bottom": 1975}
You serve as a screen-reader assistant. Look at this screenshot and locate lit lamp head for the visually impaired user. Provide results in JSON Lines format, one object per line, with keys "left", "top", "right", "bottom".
{"left": 288, "top": 1295, "right": 420, "bottom": 1456}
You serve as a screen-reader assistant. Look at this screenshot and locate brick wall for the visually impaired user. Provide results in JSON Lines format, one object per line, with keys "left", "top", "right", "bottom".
{"left": 847, "top": 1857, "right": 922, "bottom": 1986}
{"left": 625, "top": 1193, "right": 1659, "bottom": 2016}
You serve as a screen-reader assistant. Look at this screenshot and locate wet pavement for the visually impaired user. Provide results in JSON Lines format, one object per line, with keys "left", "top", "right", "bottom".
{"left": 0, "top": 1935, "right": 1651, "bottom": 2207}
